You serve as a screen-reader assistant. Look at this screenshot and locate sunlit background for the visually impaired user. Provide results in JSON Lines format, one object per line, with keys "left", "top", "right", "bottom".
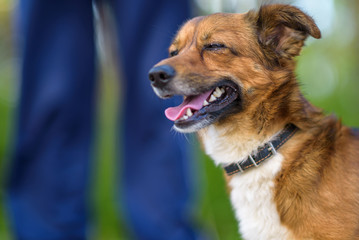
{"left": 0, "top": 0, "right": 358, "bottom": 239}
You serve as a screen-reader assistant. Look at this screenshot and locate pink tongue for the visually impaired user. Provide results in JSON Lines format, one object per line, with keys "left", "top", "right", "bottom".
{"left": 165, "top": 90, "right": 213, "bottom": 121}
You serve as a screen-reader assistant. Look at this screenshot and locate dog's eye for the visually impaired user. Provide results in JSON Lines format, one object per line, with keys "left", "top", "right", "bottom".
{"left": 203, "top": 43, "right": 226, "bottom": 51}
{"left": 169, "top": 50, "right": 179, "bottom": 57}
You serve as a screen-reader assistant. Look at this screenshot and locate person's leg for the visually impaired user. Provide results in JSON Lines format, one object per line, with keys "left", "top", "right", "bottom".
{"left": 7, "top": 0, "right": 96, "bottom": 239}
{"left": 112, "top": 1, "right": 200, "bottom": 239}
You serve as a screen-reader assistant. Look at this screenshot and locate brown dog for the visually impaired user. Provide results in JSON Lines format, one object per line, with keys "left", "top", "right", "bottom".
{"left": 149, "top": 4, "right": 359, "bottom": 240}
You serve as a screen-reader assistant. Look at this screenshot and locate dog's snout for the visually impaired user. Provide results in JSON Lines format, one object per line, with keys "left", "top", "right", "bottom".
{"left": 148, "top": 65, "right": 176, "bottom": 87}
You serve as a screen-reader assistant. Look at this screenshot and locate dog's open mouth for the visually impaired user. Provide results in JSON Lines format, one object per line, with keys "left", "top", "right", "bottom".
{"left": 164, "top": 81, "right": 240, "bottom": 131}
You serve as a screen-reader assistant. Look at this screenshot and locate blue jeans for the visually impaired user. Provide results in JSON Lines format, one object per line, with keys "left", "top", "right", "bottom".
{"left": 7, "top": 0, "right": 199, "bottom": 239}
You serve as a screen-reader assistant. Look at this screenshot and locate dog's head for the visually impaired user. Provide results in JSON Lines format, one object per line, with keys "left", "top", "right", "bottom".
{"left": 149, "top": 4, "right": 321, "bottom": 133}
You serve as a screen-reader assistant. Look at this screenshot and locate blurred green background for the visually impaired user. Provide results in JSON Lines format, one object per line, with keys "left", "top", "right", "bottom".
{"left": 0, "top": 0, "right": 358, "bottom": 239}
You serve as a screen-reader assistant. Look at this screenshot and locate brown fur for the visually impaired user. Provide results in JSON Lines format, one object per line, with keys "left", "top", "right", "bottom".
{"left": 151, "top": 4, "right": 359, "bottom": 239}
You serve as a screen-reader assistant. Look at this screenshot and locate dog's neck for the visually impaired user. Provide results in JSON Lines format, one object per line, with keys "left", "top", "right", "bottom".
{"left": 198, "top": 121, "right": 285, "bottom": 166}
{"left": 198, "top": 121, "right": 293, "bottom": 239}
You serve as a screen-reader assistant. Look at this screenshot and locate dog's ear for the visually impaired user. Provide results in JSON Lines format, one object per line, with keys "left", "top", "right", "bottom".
{"left": 249, "top": 4, "right": 321, "bottom": 61}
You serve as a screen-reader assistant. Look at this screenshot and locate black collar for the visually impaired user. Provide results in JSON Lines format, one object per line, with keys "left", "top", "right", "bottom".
{"left": 224, "top": 124, "right": 298, "bottom": 176}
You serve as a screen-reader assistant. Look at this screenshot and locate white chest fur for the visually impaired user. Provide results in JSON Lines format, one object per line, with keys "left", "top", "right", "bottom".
{"left": 229, "top": 154, "right": 290, "bottom": 240}
{"left": 201, "top": 126, "right": 291, "bottom": 240}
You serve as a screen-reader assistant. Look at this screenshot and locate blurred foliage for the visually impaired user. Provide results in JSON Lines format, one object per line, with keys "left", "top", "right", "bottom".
{"left": 0, "top": 0, "right": 358, "bottom": 240}
{"left": 0, "top": 0, "right": 16, "bottom": 239}
{"left": 296, "top": 0, "right": 359, "bottom": 127}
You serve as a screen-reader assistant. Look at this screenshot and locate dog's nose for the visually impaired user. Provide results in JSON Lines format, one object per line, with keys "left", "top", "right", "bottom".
{"left": 148, "top": 65, "right": 176, "bottom": 87}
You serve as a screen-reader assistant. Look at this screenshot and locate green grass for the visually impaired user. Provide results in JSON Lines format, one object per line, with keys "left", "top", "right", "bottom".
{"left": 0, "top": 6, "right": 16, "bottom": 238}
{"left": 90, "top": 66, "right": 124, "bottom": 240}
{"left": 0, "top": 59, "right": 15, "bottom": 240}
{"left": 198, "top": 152, "right": 240, "bottom": 240}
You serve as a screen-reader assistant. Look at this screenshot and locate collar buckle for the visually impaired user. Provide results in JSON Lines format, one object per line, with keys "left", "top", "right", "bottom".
{"left": 266, "top": 141, "right": 277, "bottom": 155}
{"left": 236, "top": 162, "right": 244, "bottom": 172}
{"left": 248, "top": 154, "right": 258, "bottom": 167}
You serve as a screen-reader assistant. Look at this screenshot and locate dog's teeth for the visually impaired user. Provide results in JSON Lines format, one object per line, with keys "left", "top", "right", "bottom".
{"left": 187, "top": 108, "right": 193, "bottom": 117}
{"left": 209, "top": 95, "right": 217, "bottom": 102}
{"left": 220, "top": 88, "right": 225, "bottom": 94}
{"left": 213, "top": 91, "right": 221, "bottom": 98}
{"left": 183, "top": 115, "right": 189, "bottom": 120}
{"left": 203, "top": 100, "right": 209, "bottom": 106}
{"left": 213, "top": 87, "right": 223, "bottom": 97}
